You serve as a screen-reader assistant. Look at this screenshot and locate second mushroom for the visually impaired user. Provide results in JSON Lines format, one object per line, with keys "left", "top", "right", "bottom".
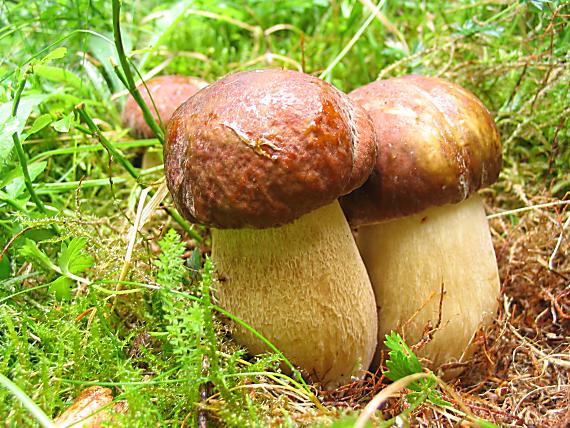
{"left": 341, "top": 75, "right": 503, "bottom": 372}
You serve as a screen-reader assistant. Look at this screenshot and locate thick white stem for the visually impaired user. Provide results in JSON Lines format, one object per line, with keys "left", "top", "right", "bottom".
{"left": 355, "top": 195, "right": 500, "bottom": 370}
{"left": 212, "top": 201, "right": 377, "bottom": 388}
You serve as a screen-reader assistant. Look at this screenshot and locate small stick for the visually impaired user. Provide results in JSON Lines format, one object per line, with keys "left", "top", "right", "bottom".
{"left": 198, "top": 355, "right": 210, "bottom": 428}
{"left": 487, "top": 200, "right": 570, "bottom": 219}
{"left": 548, "top": 214, "right": 570, "bottom": 270}
{"left": 0, "top": 227, "right": 32, "bottom": 262}
{"left": 354, "top": 373, "right": 431, "bottom": 428}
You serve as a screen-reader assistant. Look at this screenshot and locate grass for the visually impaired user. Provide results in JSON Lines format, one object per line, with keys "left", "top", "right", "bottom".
{"left": 1, "top": 0, "right": 569, "bottom": 426}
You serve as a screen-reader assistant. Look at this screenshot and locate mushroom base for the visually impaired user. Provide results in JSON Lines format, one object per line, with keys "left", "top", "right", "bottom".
{"left": 355, "top": 195, "right": 500, "bottom": 373}
{"left": 211, "top": 201, "right": 377, "bottom": 388}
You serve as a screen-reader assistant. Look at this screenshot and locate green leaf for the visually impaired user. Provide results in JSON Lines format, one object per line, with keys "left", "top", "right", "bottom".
{"left": 52, "top": 112, "right": 74, "bottom": 133}
{"left": 0, "top": 189, "right": 26, "bottom": 211}
{"left": 4, "top": 161, "right": 47, "bottom": 199}
{"left": 20, "top": 239, "right": 60, "bottom": 273}
{"left": 26, "top": 114, "right": 52, "bottom": 137}
{"left": 0, "top": 94, "right": 49, "bottom": 164}
{"left": 473, "top": 418, "right": 501, "bottom": 428}
{"left": 58, "top": 237, "right": 93, "bottom": 275}
{"left": 40, "top": 47, "right": 67, "bottom": 63}
{"left": 0, "top": 94, "right": 49, "bottom": 134}
{"left": 34, "top": 65, "right": 84, "bottom": 90}
{"left": 0, "top": 255, "right": 10, "bottom": 280}
{"left": 384, "top": 331, "right": 423, "bottom": 381}
{"left": 81, "top": 59, "right": 112, "bottom": 101}
{"left": 88, "top": 34, "right": 123, "bottom": 92}
{"left": 187, "top": 247, "right": 202, "bottom": 281}
{"left": 49, "top": 276, "right": 73, "bottom": 301}
{"left": 0, "top": 116, "right": 19, "bottom": 164}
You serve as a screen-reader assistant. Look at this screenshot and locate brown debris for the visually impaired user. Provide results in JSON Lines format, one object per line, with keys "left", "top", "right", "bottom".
{"left": 53, "top": 386, "right": 127, "bottom": 428}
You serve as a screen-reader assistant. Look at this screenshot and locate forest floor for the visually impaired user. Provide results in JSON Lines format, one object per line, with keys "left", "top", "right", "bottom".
{"left": 0, "top": 1, "right": 568, "bottom": 426}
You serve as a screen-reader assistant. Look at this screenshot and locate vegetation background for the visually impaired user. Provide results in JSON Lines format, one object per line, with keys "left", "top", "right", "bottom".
{"left": 0, "top": 0, "right": 568, "bottom": 426}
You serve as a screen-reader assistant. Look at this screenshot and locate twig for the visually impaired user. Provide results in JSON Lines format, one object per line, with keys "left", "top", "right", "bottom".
{"left": 549, "top": 214, "right": 570, "bottom": 270}
{"left": 508, "top": 324, "right": 570, "bottom": 368}
{"left": 412, "top": 281, "right": 445, "bottom": 352}
{"left": 0, "top": 226, "right": 32, "bottom": 262}
{"left": 198, "top": 355, "right": 210, "bottom": 428}
{"left": 354, "top": 373, "right": 431, "bottom": 428}
{"left": 116, "top": 186, "right": 152, "bottom": 291}
{"left": 486, "top": 200, "right": 570, "bottom": 219}
{"left": 116, "top": 182, "right": 169, "bottom": 290}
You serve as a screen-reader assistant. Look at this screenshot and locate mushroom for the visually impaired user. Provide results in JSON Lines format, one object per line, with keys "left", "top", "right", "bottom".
{"left": 164, "top": 69, "right": 378, "bottom": 388}
{"left": 122, "top": 75, "right": 209, "bottom": 139}
{"left": 53, "top": 386, "right": 127, "bottom": 428}
{"left": 121, "top": 75, "right": 208, "bottom": 168}
{"left": 341, "top": 75, "right": 502, "bottom": 371}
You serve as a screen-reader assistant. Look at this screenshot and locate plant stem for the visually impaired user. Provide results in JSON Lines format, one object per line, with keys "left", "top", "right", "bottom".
{"left": 111, "top": 0, "right": 164, "bottom": 144}
{"left": 75, "top": 105, "right": 201, "bottom": 242}
{"left": 319, "top": 0, "right": 386, "bottom": 81}
{"left": 11, "top": 75, "right": 48, "bottom": 215}
{"left": 76, "top": 104, "right": 141, "bottom": 180}
{"left": 111, "top": 1, "right": 203, "bottom": 240}
{"left": 0, "top": 374, "right": 56, "bottom": 428}
{"left": 167, "top": 206, "right": 202, "bottom": 242}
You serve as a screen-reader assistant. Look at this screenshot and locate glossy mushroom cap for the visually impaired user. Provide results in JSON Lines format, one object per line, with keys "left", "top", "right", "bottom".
{"left": 341, "top": 75, "right": 502, "bottom": 225}
{"left": 165, "top": 69, "right": 377, "bottom": 229}
{"left": 121, "top": 75, "right": 209, "bottom": 139}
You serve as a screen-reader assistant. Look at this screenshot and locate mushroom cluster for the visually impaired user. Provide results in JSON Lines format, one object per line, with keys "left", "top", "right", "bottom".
{"left": 163, "top": 69, "right": 502, "bottom": 386}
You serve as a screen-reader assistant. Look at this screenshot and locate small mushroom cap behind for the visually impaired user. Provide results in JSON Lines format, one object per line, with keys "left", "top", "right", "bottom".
{"left": 341, "top": 75, "right": 502, "bottom": 226}
{"left": 165, "top": 68, "right": 377, "bottom": 229}
{"left": 121, "top": 75, "right": 209, "bottom": 139}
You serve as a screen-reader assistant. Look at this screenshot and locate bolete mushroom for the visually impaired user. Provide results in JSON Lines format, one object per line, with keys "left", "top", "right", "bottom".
{"left": 122, "top": 75, "right": 209, "bottom": 139}
{"left": 341, "top": 75, "right": 502, "bottom": 371}
{"left": 122, "top": 75, "right": 208, "bottom": 168}
{"left": 53, "top": 386, "right": 127, "bottom": 428}
{"left": 164, "top": 69, "right": 378, "bottom": 388}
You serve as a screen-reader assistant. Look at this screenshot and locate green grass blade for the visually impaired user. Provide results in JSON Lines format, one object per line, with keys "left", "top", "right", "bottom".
{"left": 0, "top": 374, "right": 56, "bottom": 428}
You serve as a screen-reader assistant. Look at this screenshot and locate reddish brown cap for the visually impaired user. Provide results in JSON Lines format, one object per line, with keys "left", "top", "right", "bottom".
{"left": 121, "top": 75, "right": 208, "bottom": 139}
{"left": 164, "top": 69, "right": 377, "bottom": 229}
{"left": 341, "top": 75, "right": 502, "bottom": 225}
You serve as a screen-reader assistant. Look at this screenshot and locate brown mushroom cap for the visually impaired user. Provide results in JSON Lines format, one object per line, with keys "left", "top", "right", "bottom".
{"left": 164, "top": 69, "right": 377, "bottom": 229}
{"left": 341, "top": 75, "right": 502, "bottom": 225}
{"left": 121, "top": 75, "right": 209, "bottom": 139}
